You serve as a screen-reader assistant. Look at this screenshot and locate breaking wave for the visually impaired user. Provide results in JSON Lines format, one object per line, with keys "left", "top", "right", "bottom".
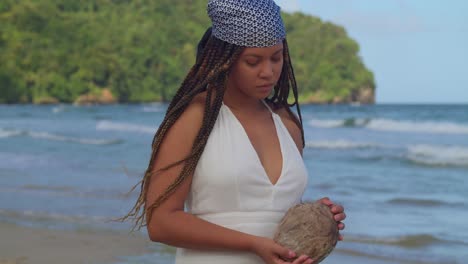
{"left": 0, "top": 128, "right": 122, "bottom": 145}
{"left": 308, "top": 118, "right": 468, "bottom": 134}
{"left": 96, "top": 120, "right": 155, "bottom": 134}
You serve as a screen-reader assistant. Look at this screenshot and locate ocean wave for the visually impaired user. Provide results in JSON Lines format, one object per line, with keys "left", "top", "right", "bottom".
{"left": 0, "top": 209, "right": 109, "bottom": 225}
{"left": 52, "top": 105, "right": 68, "bottom": 113}
{"left": 10, "top": 185, "right": 129, "bottom": 200}
{"left": 96, "top": 120, "right": 155, "bottom": 134}
{"left": 22, "top": 184, "right": 75, "bottom": 192}
{"left": 347, "top": 234, "right": 451, "bottom": 248}
{"left": 335, "top": 247, "right": 455, "bottom": 264}
{"left": 308, "top": 118, "right": 468, "bottom": 134}
{"left": 0, "top": 128, "right": 122, "bottom": 145}
{"left": 29, "top": 131, "right": 123, "bottom": 145}
{"left": 305, "top": 139, "right": 381, "bottom": 149}
{"left": 387, "top": 197, "right": 463, "bottom": 207}
{"left": 406, "top": 145, "right": 468, "bottom": 167}
{"left": 308, "top": 118, "right": 344, "bottom": 128}
{"left": 305, "top": 139, "right": 468, "bottom": 168}
{"left": 141, "top": 103, "right": 166, "bottom": 113}
{"left": 0, "top": 129, "right": 23, "bottom": 138}
{"left": 367, "top": 119, "right": 468, "bottom": 134}
{"left": 1, "top": 186, "right": 132, "bottom": 205}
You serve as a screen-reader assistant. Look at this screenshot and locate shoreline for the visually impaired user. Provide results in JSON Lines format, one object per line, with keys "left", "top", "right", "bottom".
{"left": 0, "top": 221, "right": 435, "bottom": 264}
{"left": 0, "top": 222, "right": 152, "bottom": 264}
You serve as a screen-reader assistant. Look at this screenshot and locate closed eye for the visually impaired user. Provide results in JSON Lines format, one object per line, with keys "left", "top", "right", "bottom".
{"left": 246, "top": 60, "right": 259, "bottom": 66}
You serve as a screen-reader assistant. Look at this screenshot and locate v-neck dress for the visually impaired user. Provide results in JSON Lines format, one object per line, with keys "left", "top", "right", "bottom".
{"left": 174, "top": 101, "right": 308, "bottom": 264}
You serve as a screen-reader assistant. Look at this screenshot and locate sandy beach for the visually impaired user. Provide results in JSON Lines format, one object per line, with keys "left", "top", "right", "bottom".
{"left": 0, "top": 222, "right": 426, "bottom": 264}
{"left": 0, "top": 222, "right": 152, "bottom": 264}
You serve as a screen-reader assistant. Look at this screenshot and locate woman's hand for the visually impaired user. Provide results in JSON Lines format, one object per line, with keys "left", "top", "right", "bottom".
{"left": 250, "top": 237, "right": 316, "bottom": 264}
{"left": 318, "top": 197, "right": 346, "bottom": 240}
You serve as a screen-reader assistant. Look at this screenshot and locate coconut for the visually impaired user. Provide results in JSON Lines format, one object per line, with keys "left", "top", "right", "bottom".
{"left": 273, "top": 201, "right": 339, "bottom": 263}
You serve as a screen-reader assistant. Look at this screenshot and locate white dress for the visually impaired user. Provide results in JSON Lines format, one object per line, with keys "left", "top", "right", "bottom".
{"left": 175, "top": 101, "right": 309, "bottom": 264}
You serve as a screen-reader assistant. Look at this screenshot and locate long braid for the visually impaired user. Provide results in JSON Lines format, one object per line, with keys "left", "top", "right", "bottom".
{"left": 283, "top": 39, "right": 305, "bottom": 148}
{"left": 121, "top": 36, "right": 304, "bottom": 231}
{"left": 120, "top": 35, "right": 243, "bottom": 230}
{"left": 268, "top": 39, "right": 305, "bottom": 147}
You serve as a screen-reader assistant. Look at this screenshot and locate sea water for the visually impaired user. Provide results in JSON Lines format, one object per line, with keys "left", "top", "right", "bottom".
{"left": 0, "top": 103, "right": 467, "bottom": 264}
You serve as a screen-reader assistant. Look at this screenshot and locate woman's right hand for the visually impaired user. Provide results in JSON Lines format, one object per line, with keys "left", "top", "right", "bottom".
{"left": 250, "top": 237, "right": 316, "bottom": 264}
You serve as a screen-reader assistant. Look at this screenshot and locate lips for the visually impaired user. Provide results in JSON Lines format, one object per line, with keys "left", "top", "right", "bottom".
{"left": 257, "top": 83, "right": 274, "bottom": 88}
{"left": 256, "top": 84, "right": 274, "bottom": 95}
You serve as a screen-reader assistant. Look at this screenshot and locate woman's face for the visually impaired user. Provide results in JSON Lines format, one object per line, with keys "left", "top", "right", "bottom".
{"left": 226, "top": 42, "right": 284, "bottom": 100}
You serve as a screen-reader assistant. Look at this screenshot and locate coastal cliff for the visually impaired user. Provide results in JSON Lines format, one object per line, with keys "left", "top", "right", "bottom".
{"left": 0, "top": 1, "right": 375, "bottom": 104}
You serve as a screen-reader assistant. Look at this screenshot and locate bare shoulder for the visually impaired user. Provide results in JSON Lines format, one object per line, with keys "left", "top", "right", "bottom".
{"left": 272, "top": 104, "right": 304, "bottom": 155}
{"left": 155, "top": 92, "right": 208, "bottom": 166}
{"left": 169, "top": 92, "right": 206, "bottom": 136}
{"left": 153, "top": 92, "right": 208, "bottom": 169}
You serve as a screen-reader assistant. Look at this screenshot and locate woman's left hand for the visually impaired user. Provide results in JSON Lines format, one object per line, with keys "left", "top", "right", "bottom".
{"left": 318, "top": 197, "right": 346, "bottom": 241}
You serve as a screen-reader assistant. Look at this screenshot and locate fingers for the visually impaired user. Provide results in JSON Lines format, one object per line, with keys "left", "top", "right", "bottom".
{"left": 319, "top": 198, "right": 346, "bottom": 221}
{"left": 292, "top": 255, "right": 315, "bottom": 264}
{"left": 318, "top": 197, "right": 333, "bottom": 206}
{"left": 334, "top": 212, "right": 346, "bottom": 222}
{"left": 319, "top": 198, "right": 344, "bottom": 216}
{"left": 338, "top": 221, "right": 345, "bottom": 230}
{"left": 275, "top": 257, "right": 289, "bottom": 264}
{"left": 275, "top": 245, "right": 296, "bottom": 261}
{"left": 331, "top": 204, "right": 344, "bottom": 214}
{"left": 338, "top": 233, "right": 344, "bottom": 241}
{"left": 319, "top": 197, "right": 346, "bottom": 242}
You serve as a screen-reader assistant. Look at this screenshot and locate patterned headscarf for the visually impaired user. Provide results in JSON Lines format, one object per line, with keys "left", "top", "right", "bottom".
{"left": 207, "top": 0, "right": 286, "bottom": 47}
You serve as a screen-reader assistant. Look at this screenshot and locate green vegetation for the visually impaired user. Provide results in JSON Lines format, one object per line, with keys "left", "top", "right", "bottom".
{"left": 0, "top": 0, "right": 375, "bottom": 104}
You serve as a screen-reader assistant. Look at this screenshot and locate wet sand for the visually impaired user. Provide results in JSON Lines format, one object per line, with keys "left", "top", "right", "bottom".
{"left": 0, "top": 222, "right": 152, "bottom": 264}
{"left": 0, "top": 221, "right": 406, "bottom": 264}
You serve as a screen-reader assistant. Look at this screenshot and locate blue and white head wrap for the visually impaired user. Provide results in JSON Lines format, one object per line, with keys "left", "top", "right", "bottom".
{"left": 207, "top": 0, "right": 286, "bottom": 47}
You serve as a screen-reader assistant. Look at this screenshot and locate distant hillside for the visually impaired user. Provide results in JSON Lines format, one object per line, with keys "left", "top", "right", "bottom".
{"left": 0, "top": 0, "right": 375, "bottom": 104}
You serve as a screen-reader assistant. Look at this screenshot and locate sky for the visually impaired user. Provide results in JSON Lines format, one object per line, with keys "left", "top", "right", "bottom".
{"left": 275, "top": 0, "right": 468, "bottom": 104}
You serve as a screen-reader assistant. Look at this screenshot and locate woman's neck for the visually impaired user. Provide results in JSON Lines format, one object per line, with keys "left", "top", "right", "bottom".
{"left": 223, "top": 85, "right": 268, "bottom": 114}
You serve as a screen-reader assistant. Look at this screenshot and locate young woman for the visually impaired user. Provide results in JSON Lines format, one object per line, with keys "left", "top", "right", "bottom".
{"left": 124, "top": 1, "right": 346, "bottom": 263}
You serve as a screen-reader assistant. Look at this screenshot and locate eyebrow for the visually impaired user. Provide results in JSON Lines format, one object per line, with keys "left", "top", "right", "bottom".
{"left": 244, "top": 49, "right": 284, "bottom": 58}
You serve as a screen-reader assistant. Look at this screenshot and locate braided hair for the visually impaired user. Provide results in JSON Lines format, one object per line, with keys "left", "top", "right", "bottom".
{"left": 122, "top": 28, "right": 304, "bottom": 230}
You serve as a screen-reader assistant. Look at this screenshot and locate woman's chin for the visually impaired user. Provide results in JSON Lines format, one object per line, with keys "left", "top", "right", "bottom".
{"left": 256, "top": 87, "right": 273, "bottom": 97}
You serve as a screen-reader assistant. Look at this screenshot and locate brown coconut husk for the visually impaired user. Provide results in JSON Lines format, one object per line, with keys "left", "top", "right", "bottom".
{"left": 273, "top": 201, "right": 339, "bottom": 263}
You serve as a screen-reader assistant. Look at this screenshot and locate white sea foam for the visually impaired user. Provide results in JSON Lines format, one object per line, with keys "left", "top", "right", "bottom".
{"left": 308, "top": 119, "right": 343, "bottom": 128}
{"left": 96, "top": 120, "right": 155, "bottom": 134}
{"left": 305, "top": 139, "right": 380, "bottom": 149}
{"left": 308, "top": 117, "right": 468, "bottom": 134}
{"left": 28, "top": 131, "right": 122, "bottom": 145}
{"left": 0, "top": 209, "right": 108, "bottom": 225}
{"left": 407, "top": 144, "right": 468, "bottom": 167}
{"left": 141, "top": 103, "right": 165, "bottom": 113}
{"left": 52, "top": 105, "right": 67, "bottom": 113}
{"left": 305, "top": 139, "right": 468, "bottom": 168}
{"left": 0, "top": 129, "right": 24, "bottom": 138}
{"left": 0, "top": 128, "right": 121, "bottom": 145}
{"left": 367, "top": 119, "right": 468, "bottom": 134}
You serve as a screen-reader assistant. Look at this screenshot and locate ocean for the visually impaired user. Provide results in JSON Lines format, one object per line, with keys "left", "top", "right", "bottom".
{"left": 0, "top": 103, "right": 467, "bottom": 263}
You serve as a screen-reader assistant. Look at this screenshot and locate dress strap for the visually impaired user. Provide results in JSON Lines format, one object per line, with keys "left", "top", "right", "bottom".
{"left": 261, "top": 100, "right": 274, "bottom": 114}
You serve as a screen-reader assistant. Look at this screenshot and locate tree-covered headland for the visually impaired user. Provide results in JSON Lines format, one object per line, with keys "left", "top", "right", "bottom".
{"left": 0, "top": 0, "right": 375, "bottom": 104}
